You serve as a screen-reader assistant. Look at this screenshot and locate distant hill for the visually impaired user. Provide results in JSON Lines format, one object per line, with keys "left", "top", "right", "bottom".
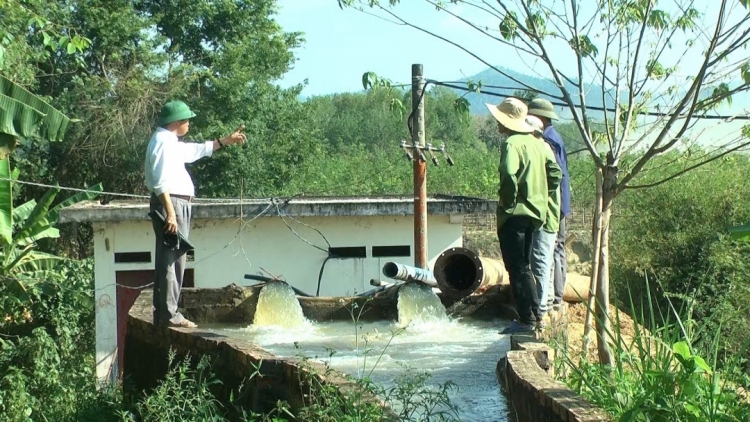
{"left": 447, "top": 66, "right": 617, "bottom": 117}
{"left": 451, "top": 66, "right": 750, "bottom": 121}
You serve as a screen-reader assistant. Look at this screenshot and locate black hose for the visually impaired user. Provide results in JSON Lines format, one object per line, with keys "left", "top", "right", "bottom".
{"left": 316, "top": 254, "right": 337, "bottom": 297}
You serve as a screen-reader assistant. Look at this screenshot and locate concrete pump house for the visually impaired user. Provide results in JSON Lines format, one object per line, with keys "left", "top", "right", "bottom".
{"left": 59, "top": 195, "right": 495, "bottom": 385}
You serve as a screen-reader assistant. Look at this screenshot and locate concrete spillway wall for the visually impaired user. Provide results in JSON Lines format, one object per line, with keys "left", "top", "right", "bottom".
{"left": 125, "top": 284, "right": 609, "bottom": 421}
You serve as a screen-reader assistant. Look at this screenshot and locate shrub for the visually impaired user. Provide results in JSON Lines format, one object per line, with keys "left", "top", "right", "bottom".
{"left": 609, "top": 155, "right": 750, "bottom": 363}
{"left": 557, "top": 280, "right": 750, "bottom": 421}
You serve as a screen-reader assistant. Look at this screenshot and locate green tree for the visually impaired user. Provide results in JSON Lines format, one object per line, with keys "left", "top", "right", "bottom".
{"left": 340, "top": 0, "right": 750, "bottom": 365}
{"left": 3, "top": 0, "right": 318, "bottom": 204}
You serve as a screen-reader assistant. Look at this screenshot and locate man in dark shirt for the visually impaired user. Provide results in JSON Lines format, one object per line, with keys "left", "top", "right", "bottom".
{"left": 528, "top": 99, "right": 571, "bottom": 308}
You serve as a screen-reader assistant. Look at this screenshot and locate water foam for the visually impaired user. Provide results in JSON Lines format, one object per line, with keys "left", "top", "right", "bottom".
{"left": 396, "top": 281, "right": 448, "bottom": 327}
{"left": 252, "top": 281, "right": 309, "bottom": 328}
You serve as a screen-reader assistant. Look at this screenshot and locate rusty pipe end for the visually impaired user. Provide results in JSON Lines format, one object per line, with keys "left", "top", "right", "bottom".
{"left": 433, "top": 247, "right": 486, "bottom": 298}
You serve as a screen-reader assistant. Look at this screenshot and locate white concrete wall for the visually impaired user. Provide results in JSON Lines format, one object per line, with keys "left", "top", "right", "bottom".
{"left": 93, "top": 222, "right": 118, "bottom": 387}
{"left": 102, "top": 214, "right": 464, "bottom": 295}
{"left": 94, "top": 214, "right": 465, "bottom": 384}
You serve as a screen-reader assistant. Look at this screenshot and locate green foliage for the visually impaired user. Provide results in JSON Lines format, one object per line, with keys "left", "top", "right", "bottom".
{"left": 610, "top": 154, "right": 750, "bottom": 364}
{"left": 0, "top": 163, "right": 102, "bottom": 305}
{"left": 0, "top": 259, "right": 98, "bottom": 421}
{"left": 557, "top": 280, "right": 750, "bottom": 421}
{"left": 0, "top": 0, "right": 91, "bottom": 82}
{"left": 130, "top": 352, "right": 225, "bottom": 421}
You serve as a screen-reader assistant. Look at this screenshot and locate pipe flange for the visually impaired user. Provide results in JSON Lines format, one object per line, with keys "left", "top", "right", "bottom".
{"left": 433, "top": 247, "right": 485, "bottom": 298}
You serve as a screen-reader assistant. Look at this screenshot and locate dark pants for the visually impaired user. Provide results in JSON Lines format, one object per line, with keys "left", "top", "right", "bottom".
{"left": 553, "top": 216, "right": 567, "bottom": 304}
{"left": 150, "top": 195, "right": 191, "bottom": 325}
{"left": 498, "top": 216, "right": 540, "bottom": 325}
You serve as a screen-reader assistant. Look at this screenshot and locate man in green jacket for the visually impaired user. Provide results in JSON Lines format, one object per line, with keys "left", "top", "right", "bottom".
{"left": 486, "top": 98, "right": 562, "bottom": 334}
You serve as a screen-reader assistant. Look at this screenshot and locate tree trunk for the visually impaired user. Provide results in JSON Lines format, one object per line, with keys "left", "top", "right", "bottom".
{"left": 595, "top": 165, "right": 618, "bottom": 366}
{"left": 582, "top": 168, "right": 603, "bottom": 360}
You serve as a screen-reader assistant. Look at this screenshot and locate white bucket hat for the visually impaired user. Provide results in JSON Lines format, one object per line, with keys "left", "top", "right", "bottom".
{"left": 485, "top": 98, "right": 534, "bottom": 133}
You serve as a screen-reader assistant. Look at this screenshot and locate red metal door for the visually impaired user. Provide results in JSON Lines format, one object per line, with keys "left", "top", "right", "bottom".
{"left": 116, "top": 270, "right": 154, "bottom": 379}
{"left": 115, "top": 269, "right": 195, "bottom": 379}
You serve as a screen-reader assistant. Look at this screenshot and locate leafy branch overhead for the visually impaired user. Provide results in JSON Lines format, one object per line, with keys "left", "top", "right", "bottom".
{"left": 362, "top": 72, "right": 408, "bottom": 118}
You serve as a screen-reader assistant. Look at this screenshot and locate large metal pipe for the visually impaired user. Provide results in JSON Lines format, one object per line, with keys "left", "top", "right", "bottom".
{"left": 370, "top": 278, "right": 440, "bottom": 295}
{"left": 433, "top": 247, "right": 507, "bottom": 298}
{"left": 382, "top": 261, "right": 438, "bottom": 287}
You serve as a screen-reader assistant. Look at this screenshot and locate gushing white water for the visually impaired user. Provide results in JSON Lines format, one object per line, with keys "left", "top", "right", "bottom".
{"left": 207, "top": 281, "right": 513, "bottom": 421}
{"left": 209, "top": 318, "right": 513, "bottom": 421}
{"left": 396, "top": 281, "right": 448, "bottom": 327}
{"left": 252, "top": 281, "right": 308, "bottom": 328}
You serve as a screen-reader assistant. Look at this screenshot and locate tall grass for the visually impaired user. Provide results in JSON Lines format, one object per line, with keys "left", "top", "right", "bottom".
{"left": 555, "top": 275, "right": 750, "bottom": 421}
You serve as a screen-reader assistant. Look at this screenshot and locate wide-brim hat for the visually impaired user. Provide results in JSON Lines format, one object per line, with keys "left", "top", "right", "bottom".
{"left": 157, "top": 100, "right": 197, "bottom": 127}
{"left": 527, "top": 98, "right": 559, "bottom": 120}
{"left": 485, "top": 98, "right": 534, "bottom": 133}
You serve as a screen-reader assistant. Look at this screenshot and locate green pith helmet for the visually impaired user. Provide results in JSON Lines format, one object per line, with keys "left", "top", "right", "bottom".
{"left": 527, "top": 98, "right": 559, "bottom": 120}
{"left": 156, "top": 100, "right": 196, "bottom": 127}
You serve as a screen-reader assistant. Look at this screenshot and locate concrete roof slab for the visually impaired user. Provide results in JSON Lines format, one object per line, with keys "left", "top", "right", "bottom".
{"left": 58, "top": 195, "right": 497, "bottom": 223}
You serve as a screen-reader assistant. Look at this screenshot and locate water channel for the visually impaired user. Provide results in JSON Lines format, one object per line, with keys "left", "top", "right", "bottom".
{"left": 206, "top": 281, "right": 515, "bottom": 421}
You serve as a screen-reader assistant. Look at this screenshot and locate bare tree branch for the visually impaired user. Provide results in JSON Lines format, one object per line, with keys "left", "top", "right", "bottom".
{"left": 625, "top": 139, "right": 750, "bottom": 190}
{"left": 363, "top": 3, "right": 562, "bottom": 98}
{"left": 618, "top": 0, "right": 730, "bottom": 191}
{"left": 426, "top": 0, "right": 541, "bottom": 57}
{"left": 494, "top": 0, "right": 603, "bottom": 166}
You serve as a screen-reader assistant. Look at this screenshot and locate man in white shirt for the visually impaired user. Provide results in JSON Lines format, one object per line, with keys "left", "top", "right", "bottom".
{"left": 145, "top": 100, "right": 246, "bottom": 328}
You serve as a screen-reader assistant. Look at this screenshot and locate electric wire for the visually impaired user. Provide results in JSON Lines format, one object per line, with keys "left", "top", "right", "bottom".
{"left": 427, "top": 80, "right": 750, "bottom": 121}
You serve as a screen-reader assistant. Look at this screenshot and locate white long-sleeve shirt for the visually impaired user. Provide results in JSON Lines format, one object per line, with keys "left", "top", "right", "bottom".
{"left": 144, "top": 128, "right": 214, "bottom": 197}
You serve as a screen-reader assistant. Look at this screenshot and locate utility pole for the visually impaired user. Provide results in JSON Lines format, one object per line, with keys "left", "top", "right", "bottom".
{"left": 399, "top": 65, "right": 454, "bottom": 269}
{"left": 411, "top": 64, "right": 428, "bottom": 269}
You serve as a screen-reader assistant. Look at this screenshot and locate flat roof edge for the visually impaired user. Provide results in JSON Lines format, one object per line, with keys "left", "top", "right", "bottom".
{"left": 58, "top": 198, "right": 497, "bottom": 223}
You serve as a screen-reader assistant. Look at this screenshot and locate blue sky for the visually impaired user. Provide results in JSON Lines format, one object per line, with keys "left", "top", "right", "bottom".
{"left": 272, "top": 1, "right": 747, "bottom": 149}
{"left": 273, "top": 1, "right": 719, "bottom": 99}
{"left": 275, "top": 0, "right": 508, "bottom": 96}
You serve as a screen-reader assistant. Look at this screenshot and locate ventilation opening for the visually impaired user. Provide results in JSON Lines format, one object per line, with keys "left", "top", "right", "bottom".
{"left": 183, "top": 269, "right": 195, "bottom": 288}
{"left": 114, "top": 252, "right": 151, "bottom": 264}
{"left": 372, "top": 245, "right": 411, "bottom": 257}
{"left": 329, "top": 246, "right": 366, "bottom": 258}
{"left": 187, "top": 250, "right": 195, "bottom": 262}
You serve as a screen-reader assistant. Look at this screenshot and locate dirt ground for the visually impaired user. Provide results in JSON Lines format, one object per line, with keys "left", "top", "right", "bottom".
{"left": 562, "top": 299, "right": 640, "bottom": 363}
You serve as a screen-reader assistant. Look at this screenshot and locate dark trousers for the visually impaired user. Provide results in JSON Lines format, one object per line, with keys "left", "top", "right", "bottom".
{"left": 150, "top": 195, "right": 191, "bottom": 325}
{"left": 498, "top": 216, "right": 540, "bottom": 325}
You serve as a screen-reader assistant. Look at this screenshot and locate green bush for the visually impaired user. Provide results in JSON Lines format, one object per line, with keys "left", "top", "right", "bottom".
{"left": 558, "top": 281, "right": 750, "bottom": 421}
{"left": 0, "top": 259, "right": 99, "bottom": 421}
{"left": 609, "top": 155, "right": 750, "bottom": 362}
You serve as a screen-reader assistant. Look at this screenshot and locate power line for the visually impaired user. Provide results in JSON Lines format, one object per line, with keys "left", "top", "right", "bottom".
{"left": 428, "top": 80, "right": 750, "bottom": 121}
{"left": 0, "top": 177, "right": 280, "bottom": 205}
{"left": 1, "top": 178, "right": 150, "bottom": 199}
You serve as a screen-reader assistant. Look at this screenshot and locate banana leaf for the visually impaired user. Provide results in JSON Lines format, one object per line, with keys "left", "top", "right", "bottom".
{"left": 19, "top": 251, "right": 67, "bottom": 272}
{"left": 46, "top": 182, "right": 103, "bottom": 224}
{"left": 0, "top": 75, "right": 69, "bottom": 142}
{"left": 729, "top": 224, "right": 750, "bottom": 242}
{"left": 17, "top": 226, "right": 60, "bottom": 247}
{"left": 12, "top": 199, "right": 36, "bottom": 222}
{"left": 0, "top": 157, "right": 11, "bottom": 245}
{"left": 14, "top": 187, "right": 59, "bottom": 243}
{"left": 3, "top": 247, "right": 66, "bottom": 275}
{"left": 0, "top": 94, "right": 44, "bottom": 141}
